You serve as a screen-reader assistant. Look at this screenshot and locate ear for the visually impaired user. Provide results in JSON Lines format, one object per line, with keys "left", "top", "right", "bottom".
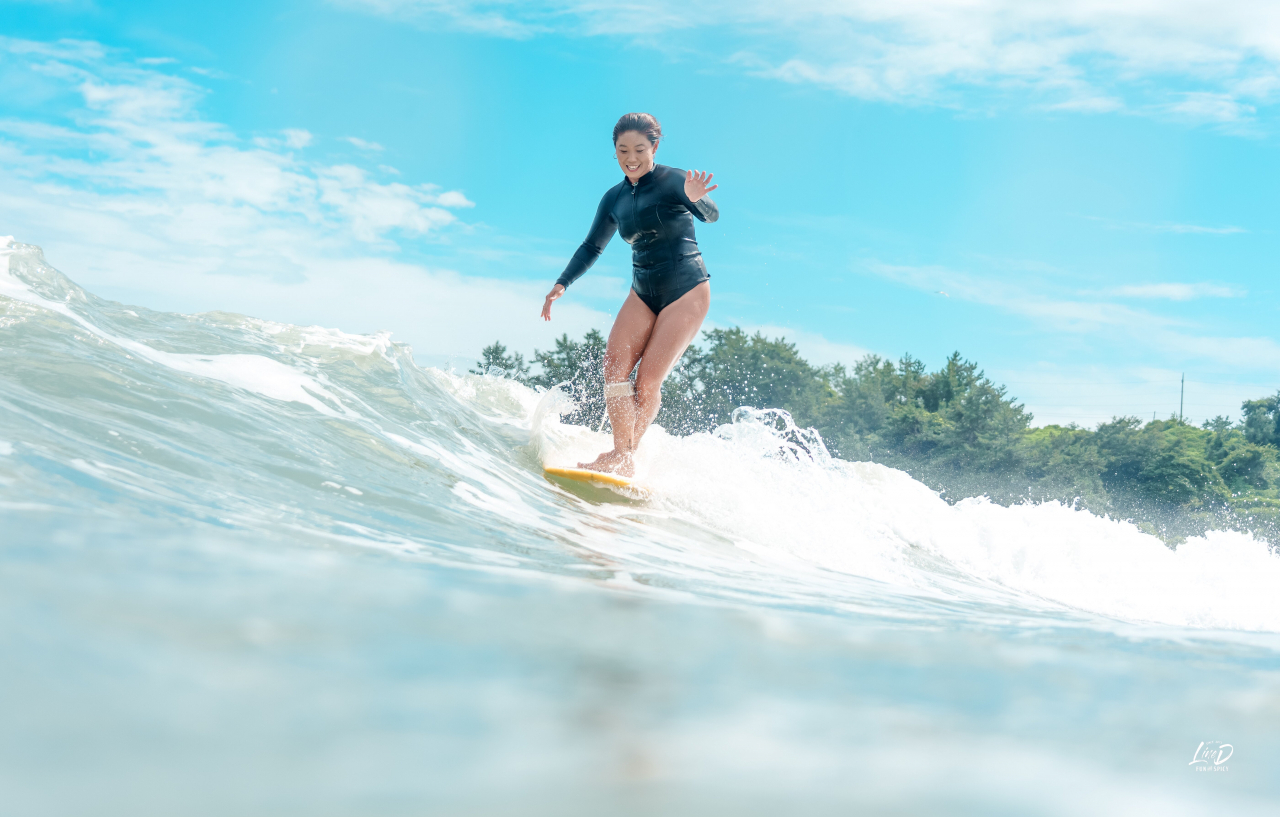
{"left": 651, "top": 139, "right": 659, "bottom": 154}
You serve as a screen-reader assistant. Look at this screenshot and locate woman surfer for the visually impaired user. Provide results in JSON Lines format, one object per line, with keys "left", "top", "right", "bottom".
{"left": 540, "top": 112, "right": 718, "bottom": 478}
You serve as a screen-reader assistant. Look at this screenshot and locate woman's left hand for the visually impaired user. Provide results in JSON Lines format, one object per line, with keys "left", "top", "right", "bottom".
{"left": 684, "top": 170, "right": 718, "bottom": 203}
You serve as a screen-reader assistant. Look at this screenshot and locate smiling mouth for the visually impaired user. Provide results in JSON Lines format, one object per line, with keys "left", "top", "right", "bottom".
{"left": 625, "top": 163, "right": 641, "bottom": 172}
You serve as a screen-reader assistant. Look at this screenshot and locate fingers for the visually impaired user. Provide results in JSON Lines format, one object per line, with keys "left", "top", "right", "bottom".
{"left": 684, "top": 169, "right": 716, "bottom": 203}
{"left": 541, "top": 285, "right": 564, "bottom": 320}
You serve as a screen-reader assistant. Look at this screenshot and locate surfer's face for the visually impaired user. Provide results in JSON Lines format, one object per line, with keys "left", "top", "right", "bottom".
{"left": 615, "top": 131, "right": 657, "bottom": 180}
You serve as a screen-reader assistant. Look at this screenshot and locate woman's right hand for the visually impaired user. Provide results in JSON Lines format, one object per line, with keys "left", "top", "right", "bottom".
{"left": 541, "top": 284, "right": 565, "bottom": 321}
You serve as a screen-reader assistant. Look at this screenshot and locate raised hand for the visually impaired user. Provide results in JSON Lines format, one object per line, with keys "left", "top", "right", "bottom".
{"left": 541, "top": 284, "right": 565, "bottom": 321}
{"left": 684, "top": 169, "right": 718, "bottom": 203}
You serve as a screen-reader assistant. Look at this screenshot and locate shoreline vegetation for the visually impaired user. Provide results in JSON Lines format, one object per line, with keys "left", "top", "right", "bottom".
{"left": 476, "top": 329, "right": 1280, "bottom": 546}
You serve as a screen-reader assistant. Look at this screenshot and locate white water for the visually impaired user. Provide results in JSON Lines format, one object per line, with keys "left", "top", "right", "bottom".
{"left": 528, "top": 380, "right": 1280, "bottom": 634}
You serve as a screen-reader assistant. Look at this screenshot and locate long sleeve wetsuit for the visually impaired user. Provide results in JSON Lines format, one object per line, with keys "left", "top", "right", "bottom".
{"left": 556, "top": 164, "right": 718, "bottom": 314}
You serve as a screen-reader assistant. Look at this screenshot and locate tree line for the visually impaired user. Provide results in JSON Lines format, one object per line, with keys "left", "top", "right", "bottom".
{"left": 475, "top": 329, "right": 1280, "bottom": 545}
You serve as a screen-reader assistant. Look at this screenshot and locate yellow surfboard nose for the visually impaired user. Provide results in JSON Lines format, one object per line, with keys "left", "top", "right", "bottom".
{"left": 543, "top": 465, "right": 650, "bottom": 498}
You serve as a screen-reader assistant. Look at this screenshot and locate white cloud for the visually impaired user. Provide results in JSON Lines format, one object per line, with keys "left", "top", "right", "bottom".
{"left": 993, "top": 364, "right": 1272, "bottom": 428}
{"left": 282, "top": 128, "right": 313, "bottom": 148}
{"left": 338, "top": 0, "right": 1280, "bottom": 115}
{"left": 316, "top": 164, "right": 462, "bottom": 242}
{"left": 1164, "top": 91, "right": 1257, "bottom": 124}
{"left": 864, "top": 260, "right": 1280, "bottom": 369}
{"left": 868, "top": 261, "right": 1158, "bottom": 333}
{"left": 188, "top": 66, "right": 231, "bottom": 79}
{"left": 0, "top": 36, "right": 584, "bottom": 368}
{"left": 344, "top": 136, "right": 384, "bottom": 151}
{"left": 436, "top": 190, "right": 475, "bottom": 208}
{"left": 1152, "top": 224, "right": 1247, "bottom": 235}
{"left": 1043, "top": 96, "right": 1125, "bottom": 114}
{"left": 0, "top": 38, "right": 472, "bottom": 244}
{"left": 735, "top": 323, "right": 874, "bottom": 369}
{"left": 348, "top": 0, "right": 544, "bottom": 37}
{"left": 1108, "top": 283, "right": 1242, "bottom": 300}
{"left": 1085, "top": 216, "right": 1248, "bottom": 235}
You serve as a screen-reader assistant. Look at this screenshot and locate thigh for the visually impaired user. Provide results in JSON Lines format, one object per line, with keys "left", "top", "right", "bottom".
{"left": 635, "top": 282, "right": 710, "bottom": 385}
{"left": 604, "top": 290, "right": 657, "bottom": 381}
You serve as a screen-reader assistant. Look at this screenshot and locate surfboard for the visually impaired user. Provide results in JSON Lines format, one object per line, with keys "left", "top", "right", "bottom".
{"left": 543, "top": 465, "right": 650, "bottom": 498}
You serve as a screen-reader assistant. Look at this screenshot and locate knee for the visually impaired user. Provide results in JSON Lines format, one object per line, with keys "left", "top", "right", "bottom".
{"left": 635, "top": 376, "right": 663, "bottom": 404}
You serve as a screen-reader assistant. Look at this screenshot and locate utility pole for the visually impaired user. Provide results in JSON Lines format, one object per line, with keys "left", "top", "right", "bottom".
{"left": 1180, "top": 373, "right": 1185, "bottom": 423}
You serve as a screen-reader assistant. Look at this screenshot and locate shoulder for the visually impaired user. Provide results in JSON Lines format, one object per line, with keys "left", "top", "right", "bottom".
{"left": 597, "top": 179, "right": 627, "bottom": 206}
{"left": 655, "top": 164, "right": 685, "bottom": 182}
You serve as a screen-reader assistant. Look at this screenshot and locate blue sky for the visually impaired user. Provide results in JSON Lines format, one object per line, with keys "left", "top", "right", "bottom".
{"left": 2, "top": 0, "right": 1278, "bottom": 426}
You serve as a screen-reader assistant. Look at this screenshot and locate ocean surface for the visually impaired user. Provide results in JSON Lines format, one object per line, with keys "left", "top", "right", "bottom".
{"left": 2, "top": 236, "right": 1278, "bottom": 815}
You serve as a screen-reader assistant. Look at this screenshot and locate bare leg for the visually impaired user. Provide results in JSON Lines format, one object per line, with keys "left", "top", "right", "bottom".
{"left": 631, "top": 282, "right": 710, "bottom": 449}
{"left": 578, "top": 291, "right": 654, "bottom": 474}
{"left": 579, "top": 283, "right": 710, "bottom": 477}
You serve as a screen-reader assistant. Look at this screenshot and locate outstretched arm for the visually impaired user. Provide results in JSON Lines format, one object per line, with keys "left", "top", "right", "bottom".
{"left": 543, "top": 190, "right": 618, "bottom": 320}
{"left": 557, "top": 192, "right": 618, "bottom": 289}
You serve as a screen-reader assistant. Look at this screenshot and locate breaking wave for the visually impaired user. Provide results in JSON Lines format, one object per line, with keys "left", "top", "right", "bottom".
{"left": 3, "top": 236, "right": 1276, "bottom": 634}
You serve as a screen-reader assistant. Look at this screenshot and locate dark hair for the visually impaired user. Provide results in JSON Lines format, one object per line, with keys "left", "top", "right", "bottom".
{"left": 613, "top": 112, "right": 662, "bottom": 144}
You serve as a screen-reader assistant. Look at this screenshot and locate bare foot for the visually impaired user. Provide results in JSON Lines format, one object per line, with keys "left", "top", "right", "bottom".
{"left": 578, "top": 449, "right": 635, "bottom": 477}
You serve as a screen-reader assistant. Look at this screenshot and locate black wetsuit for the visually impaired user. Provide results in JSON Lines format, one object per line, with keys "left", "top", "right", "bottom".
{"left": 556, "top": 164, "right": 718, "bottom": 314}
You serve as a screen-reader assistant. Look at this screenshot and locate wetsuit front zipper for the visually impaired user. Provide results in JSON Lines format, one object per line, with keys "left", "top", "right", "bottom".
{"left": 631, "top": 181, "right": 639, "bottom": 287}
{"left": 556, "top": 165, "right": 718, "bottom": 294}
